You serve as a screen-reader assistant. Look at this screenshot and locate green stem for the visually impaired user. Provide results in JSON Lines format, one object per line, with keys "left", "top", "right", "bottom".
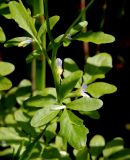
{"left": 31, "top": 0, "right": 46, "bottom": 91}
{"left": 80, "top": 0, "right": 89, "bottom": 58}
{"left": 33, "top": 0, "right": 44, "bottom": 16}
{"left": 44, "top": 0, "right": 55, "bottom": 46}
{"left": 51, "top": 47, "right": 60, "bottom": 97}
{"left": 44, "top": 0, "right": 60, "bottom": 100}
{"left": 58, "top": 0, "right": 95, "bottom": 45}
{"left": 31, "top": 59, "right": 36, "bottom": 95}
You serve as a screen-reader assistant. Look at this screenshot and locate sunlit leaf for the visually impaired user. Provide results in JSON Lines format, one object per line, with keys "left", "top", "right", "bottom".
{"left": 16, "top": 79, "right": 32, "bottom": 105}
{"left": 9, "top": 1, "right": 37, "bottom": 38}
{"left": 108, "top": 148, "right": 130, "bottom": 160}
{"left": 67, "top": 97, "right": 103, "bottom": 112}
{"left": 14, "top": 109, "right": 29, "bottom": 122}
{"left": 0, "top": 148, "right": 13, "bottom": 157}
{"left": 75, "top": 147, "right": 90, "bottom": 160}
{"left": 87, "top": 82, "right": 117, "bottom": 98}
{"left": 83, "top": 53, "right": 112, "bottom": 84}
{"left": 89, "top": 135, "right": 105, "bottom": 159}
{"left": 38, "top": 15, "right": 60, "bottom": 40}
{"left": 59, "top": 70, "right": 83, "bottom": 101}
{"left": 19, "top": 135, "right": 39, "bottom": 160}
{"left": 59, "top": 109, "right": 89, "bottom": 149}
{"left": 0, "top": 127, "right": 27, "bottom": 146}
{"left": 63, "top": 58, "right": 81, "bottom": 88}
{"left": 0, "top": 77, "right": 12, "bottom": 90}
{"left": 74, "top": 31, "right": 115, "bottom": 44}
{"left": 0, "top": 61, "right": 15, "bottom": 76}
{"left": 44, "top": 121, "right": 57, "bottom": 143}
{"left": 69, "top": 21, "right": 88, "bottom": 35}
{"left": 34, "top": 87, "right": 56, "bottom": 97}
{"left": 0, "top": 2, "right": 11, "bottom": 19}
{"left": 0, "top": 26, "right": 6, "bottom": 43}
{"left": 31, "top": 105, "right": 60, "bottom": 127}
{"left": 103, "top": 137, "right": 124, "bottom": 158}
{"left": 14, "top": 110, "right": 38, "bottom": 138}
{"left": 4, "top": 114, "right": 16, "bottom": 125}
{"left": 24, "top": 95, "right": 56, "bottom": 108}
{"left": 63, "top": 38, "right": 71, "bottom": 47}
{"left": 4, "top": 37, "right": 33, "bottom": 47}
{"left": 63, "top": 58, "right": 79, "bottom": 77}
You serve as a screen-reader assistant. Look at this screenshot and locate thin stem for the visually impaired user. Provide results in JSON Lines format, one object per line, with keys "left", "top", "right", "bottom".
{"left": 80, "top": 0, "right": 89, "bottom": 58}
{"left": 31, "top": 59, "right": 36, "bottom": 95}
{"left": 44, "top": 0, "right": 60, "bottom": 100}
{"left": 44, "top": 0, "right": 55, "bottom": 47}
{"left": 51, "top": 48, "right": 60, "bottom": 96}
{"left": 58, "top": 0, "right": 95, "bottom": 45}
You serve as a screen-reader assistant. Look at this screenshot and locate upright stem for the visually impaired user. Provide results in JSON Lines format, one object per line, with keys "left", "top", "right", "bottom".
{"left": 31, "top": 0, "right": 46, "bottom": 91}
{"left": 80, "top": 0, "right": 89, "bottom": 58}
{"left": 44, "top": 0, "right": 60, "bottom": 101}
{"left": 58, "top": 0, "right": 95, "bottom": 45}
{"left": 96, "top": 0, "right": 107, "bottom": 53}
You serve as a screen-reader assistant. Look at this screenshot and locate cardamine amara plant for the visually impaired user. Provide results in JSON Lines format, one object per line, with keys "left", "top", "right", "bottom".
{"left": 0, "top": 0, "right": 130, "bottom": 159}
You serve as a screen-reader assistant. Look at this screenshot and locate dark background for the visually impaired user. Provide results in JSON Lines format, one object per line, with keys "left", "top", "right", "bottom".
{"left": 1, "top": 0, "right": 130, "bottom": 147}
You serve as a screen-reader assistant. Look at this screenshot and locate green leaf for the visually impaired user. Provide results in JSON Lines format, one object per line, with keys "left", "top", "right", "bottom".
{"left": 59, "top": 110, "right": 89, "bottom": 149}
{"left": 80, "top": 110, "right": 100, "bottom": 119}
{"left": 63, "top": 38, "right": 71, "bottom": 47}
{"left": 26, "top": 50, "right": 41, "bottom": 63}
{"left": 55, "top": 135, "right": 67, "bottom": 151}
{"left": 4, "top": 87, "right": 17, "bottom": 108}
{"left": 44, "top": 121, "right": 57, "bottom": 143}
{"left": 67, "top": 97, "right": 103, "bottom": 112}
{"left": 0, "top": 26, "right": 6, "bottom": 43}
{"left": 0, "top": 2, "right": 11, "bottom": 19}
{"left": 69, "top": 21, "right": 88, "bottom": 35}
{"left": 108, "top": 148, "right": 130, "bottom": 160}
{"left": 38, "top": 15, "right": 60, "bottom": 40}
{"left": 34, "top": 87, "right": 56, "bottom": 97}
{"left": 4, "top": 114, "right": 16, "bottom": 125}
{"left": 83, "top": 53, "right": 112, "bottom": 84}
{"left": 0, "top": 77, "right": 12, "bottom": 90}
{"left": 14, "top": 110, "right": 38, "bottom": 137}
{"left": 4, "top": 37, "right": 33, "bottom": 47}
{"left": 63, "top": 58, "right": 79, "bottom": 77}
{"left": 14, "top": 109, "right": 29, "bottom": 122}
{"left": 75, "top": 147, "right": 90, "bottom": 160}
{"left": 19, "top": 135, "right": 39, "bottom": 160}
{"left": 59, "top": 70, "right": 83, "bottom": 101}
{"left": 0, "top": 148, "right": 13, "bottom": 157}
{"left": 9, "top": 1, "right": 37, "bottom": 38}
{"left": 16, "top": 79, "right": 32, "bottom": 105}
{"left": 24, "top": 95, "right": 56, "bottom": 108}
{"left": 103, "top": 137, "right": 124, "bottom": 158}
{"left": 74, "top": 31, "right": 115, "bottom": 44}
{"left": 0, "top": 61, "right": 15, "bottom": 76}
{"left": 42, "top": 146, "right": 60, "bottom": 159}
{"left": 0, "top": 127, "right": 27, "bottom": 146}
{"left": 63, "top": 58, "right": 82, "bottom": 88}
{"left": 87, "top": 52, "right": 112, "bottom": 68}
{"left": 47, "top": 34, "right": 64, "bottom": 50}
{"left": 89, "top": 135, "right": 105, "bottom": 159}
{"left": 87, "top": 82, "right": 117, "bottom": 98}
{"left": 31, "top": 105, "right": 60, "bottom": 127}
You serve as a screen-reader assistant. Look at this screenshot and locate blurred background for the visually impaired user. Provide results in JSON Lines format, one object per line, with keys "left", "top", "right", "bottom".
{"left": 0, "top": 0, "right": 130, "bottom": 147}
